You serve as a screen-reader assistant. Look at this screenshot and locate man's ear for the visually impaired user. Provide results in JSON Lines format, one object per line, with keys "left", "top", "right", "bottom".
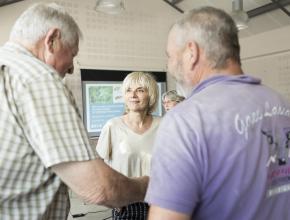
{"left": 187, "top": 41, "right": 199, "bottom": 66}
{"left": 44, "top": 28, "right": 61, "bottom": 53}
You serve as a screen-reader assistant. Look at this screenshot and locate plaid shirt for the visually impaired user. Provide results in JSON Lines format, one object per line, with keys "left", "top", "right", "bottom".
{"left": 0, "top": 42, "right": 97, "bottom": 219}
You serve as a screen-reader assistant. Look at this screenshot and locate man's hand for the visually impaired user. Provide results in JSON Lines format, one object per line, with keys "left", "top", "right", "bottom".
{"left": 52, "top": 159, "right": 149, "bottom": 207}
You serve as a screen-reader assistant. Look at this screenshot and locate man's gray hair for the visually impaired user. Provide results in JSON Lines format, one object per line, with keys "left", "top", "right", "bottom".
{"left": 172, "top": 6, "right": 240, "bottom": 69}
{"left": 10, "top": 3, "right": 82, "bottom": 48}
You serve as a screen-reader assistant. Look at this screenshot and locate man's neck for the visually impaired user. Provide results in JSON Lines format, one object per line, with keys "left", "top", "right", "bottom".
{"left": 200, "top": 59, "right": 243, "bottom": 82}
{"left": 12, "top": 39, "right": 45, "bottom": 62}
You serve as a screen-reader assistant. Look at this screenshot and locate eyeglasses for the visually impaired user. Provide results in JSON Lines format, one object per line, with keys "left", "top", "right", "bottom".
{"left": 162, "top": 100, "right": 177, "bottom": 105}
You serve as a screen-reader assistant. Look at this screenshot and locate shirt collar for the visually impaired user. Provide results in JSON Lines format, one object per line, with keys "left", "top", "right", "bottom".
{"left": 189, "top": 74, "right": 261, "bottom": 97}
{"left": 3, "top": 41, "right": 35, "bottom": 58}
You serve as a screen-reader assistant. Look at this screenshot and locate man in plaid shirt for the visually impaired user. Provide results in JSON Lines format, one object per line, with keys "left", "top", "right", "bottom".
{"left": 0, "top": 3, "right": 148, "bottom": 220}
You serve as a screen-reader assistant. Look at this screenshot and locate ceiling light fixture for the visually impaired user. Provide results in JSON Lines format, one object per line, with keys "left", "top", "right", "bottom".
{"left": 231, "top": 0, "right": 249, "bottom": 30}
{"left": 95, "top": 0, "right": 125, "bottom": 14}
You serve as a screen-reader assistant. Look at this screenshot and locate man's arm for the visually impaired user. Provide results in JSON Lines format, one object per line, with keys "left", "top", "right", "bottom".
{"left": 51, "top": 158, "right": 149, "bottom": 208}
{"left": 148, "top": 205, "right": 191, "bottom": 220}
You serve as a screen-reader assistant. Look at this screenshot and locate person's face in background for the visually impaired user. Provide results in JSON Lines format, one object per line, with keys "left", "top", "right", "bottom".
{"left": 163, "top": 97, "right": 178, "bottom": 112}
{"left": 124, "top": 84, "right": 150, "bottom": 113}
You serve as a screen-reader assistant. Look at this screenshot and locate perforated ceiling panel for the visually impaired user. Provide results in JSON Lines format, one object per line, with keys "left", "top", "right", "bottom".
{"left": 54, "top": 0, "right": 177, "bottom": 70}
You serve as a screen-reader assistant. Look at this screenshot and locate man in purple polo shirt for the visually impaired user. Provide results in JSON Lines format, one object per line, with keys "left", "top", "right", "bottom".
{"left": 145, "top": 6, "right": 290, "bottom": 220}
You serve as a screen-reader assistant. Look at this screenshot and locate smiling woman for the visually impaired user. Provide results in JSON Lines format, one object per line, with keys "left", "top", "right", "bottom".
{"left": 125, "top": 86, "right": 149, "bottom": 114}
{"left": 122, "top": 72, "right": 158, "bottom": 116}
{"left": 96, "top": 72, "right": 162, "bottom": 220}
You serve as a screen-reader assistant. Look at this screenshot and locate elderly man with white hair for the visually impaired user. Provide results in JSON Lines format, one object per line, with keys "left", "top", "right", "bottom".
{"left": 0, "top": 3, "right": 148, "bottom": 220}
{"left": 146, "top": 6, "right": 290, "bottom": 220}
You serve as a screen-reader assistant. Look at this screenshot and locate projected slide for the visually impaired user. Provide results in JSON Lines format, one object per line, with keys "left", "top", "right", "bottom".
{"left": 86, "top": 83, "right": 125, "bottom": 133}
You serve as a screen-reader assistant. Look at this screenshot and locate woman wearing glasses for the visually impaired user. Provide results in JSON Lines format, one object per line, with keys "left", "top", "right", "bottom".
{"left": 162, "top": 90, "right": 185, "bottom": 112}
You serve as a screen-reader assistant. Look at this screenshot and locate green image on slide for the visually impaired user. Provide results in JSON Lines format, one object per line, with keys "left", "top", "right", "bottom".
{"left": 89, "top": 86, "right": 113, "bottom": 104}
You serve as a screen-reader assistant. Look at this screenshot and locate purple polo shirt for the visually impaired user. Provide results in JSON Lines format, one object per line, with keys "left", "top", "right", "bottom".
{"left": 146, "top": 74, "right": 290, "bottom": 220}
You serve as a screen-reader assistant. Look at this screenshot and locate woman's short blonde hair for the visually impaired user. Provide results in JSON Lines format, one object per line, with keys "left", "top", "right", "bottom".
{"left": 122, "top": 71, "right": 158, "bottom": 114}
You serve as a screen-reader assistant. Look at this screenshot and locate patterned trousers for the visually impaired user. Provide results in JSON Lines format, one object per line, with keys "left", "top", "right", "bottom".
{"left": 112, "top": 202, "right": 149, "bottom": 220}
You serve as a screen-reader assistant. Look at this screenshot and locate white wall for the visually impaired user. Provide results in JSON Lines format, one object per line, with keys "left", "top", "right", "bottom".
{"left": 240, "top": 25, "right": 290, "bottom": 101}
{"left": 1, "top": 0, "right": 290, "bottom": 106}
{"left": 0, "top": 0, "right": 34, "bottom": 44}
